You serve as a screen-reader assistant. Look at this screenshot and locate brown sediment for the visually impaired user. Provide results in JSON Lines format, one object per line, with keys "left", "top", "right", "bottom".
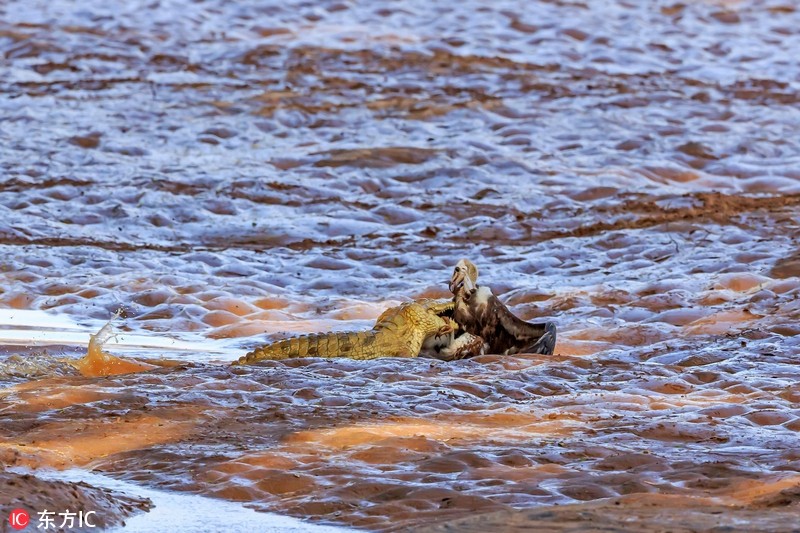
{"left": 419, "top": 490, "right": 800, "bottom": 533}
{"left": 538, "top": 192, "right": 800, "bottom": 242}
{"left": 554, "top": 339, "right": 614, "bottom": 356}
{"left": 0, "top": 379, "right": 116, "bottom": 413}
{"left": 683, "top": 309, "right": 761, "bottom": 336}
{"left": 0, "top": 471, "right": 151, "bottom": 530}
{"left": 0, "top": 409, "right": 198, "bottom": 469}
{"left": 311, "top": 147, "right": 441, "bottom": 168}
{"left": 284, "top": 414, "right": 579, "bottom": 448}
{"left": 771, "top": 249, "right": 800, "bottom": 279}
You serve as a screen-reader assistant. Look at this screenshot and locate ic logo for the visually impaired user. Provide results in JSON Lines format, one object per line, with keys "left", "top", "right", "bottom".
{"left": 9, "top": 509, "right": 30, "bottom": 530}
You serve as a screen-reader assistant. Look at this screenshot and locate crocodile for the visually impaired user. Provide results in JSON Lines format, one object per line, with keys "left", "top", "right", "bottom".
{"left": 233, "top": 299, "right": 460, "bottom": 365}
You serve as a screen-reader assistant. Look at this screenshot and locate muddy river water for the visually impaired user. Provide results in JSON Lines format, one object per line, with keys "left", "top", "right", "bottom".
{"left": 1, "top": 0, "right": 800, "bottom": 531}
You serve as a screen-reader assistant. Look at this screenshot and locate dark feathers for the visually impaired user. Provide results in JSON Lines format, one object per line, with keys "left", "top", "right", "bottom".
{"left": 454, "top": 285, "right": 556, "bottom": 356}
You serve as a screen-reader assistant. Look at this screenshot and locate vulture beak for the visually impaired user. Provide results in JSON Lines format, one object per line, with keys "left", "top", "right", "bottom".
{"left": 449, "top": 259, "right": 478, "bottom": 296}
{"left": 449, "top": 266, "right": 466, "bottom": 294}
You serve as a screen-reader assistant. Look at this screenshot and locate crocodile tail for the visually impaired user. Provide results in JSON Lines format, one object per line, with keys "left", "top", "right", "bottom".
{"left": 233, "top": 330, "right": 381, "bottom": 365}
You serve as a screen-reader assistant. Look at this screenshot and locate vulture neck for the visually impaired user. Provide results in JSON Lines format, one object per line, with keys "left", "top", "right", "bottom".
{"left": 455, "top": 285, "right": 493, "bottom": 322}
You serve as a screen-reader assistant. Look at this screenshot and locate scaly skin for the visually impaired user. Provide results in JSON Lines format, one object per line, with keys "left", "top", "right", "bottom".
{"left": 233, "top": 299, "right": 457, "bottom": 365}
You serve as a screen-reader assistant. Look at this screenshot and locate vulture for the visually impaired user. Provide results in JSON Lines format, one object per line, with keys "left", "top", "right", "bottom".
{"left": 446, "top": 258, "right": 556, "bottom": 357}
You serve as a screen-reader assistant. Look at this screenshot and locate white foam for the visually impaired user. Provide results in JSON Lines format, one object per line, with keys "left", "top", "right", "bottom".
{"left": 24, "top": 468, "right": 351, "bottom": 533}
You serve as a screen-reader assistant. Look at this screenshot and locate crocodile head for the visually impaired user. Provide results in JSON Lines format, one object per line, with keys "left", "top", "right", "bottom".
{"left": 376, "top": 300, "right": 457, "bottom": 345}
{"left": 449, "top": 258, "right": 479, "bottom": 300}
{"left": 414, "top": 301, "right": 457, "bottom": 338}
